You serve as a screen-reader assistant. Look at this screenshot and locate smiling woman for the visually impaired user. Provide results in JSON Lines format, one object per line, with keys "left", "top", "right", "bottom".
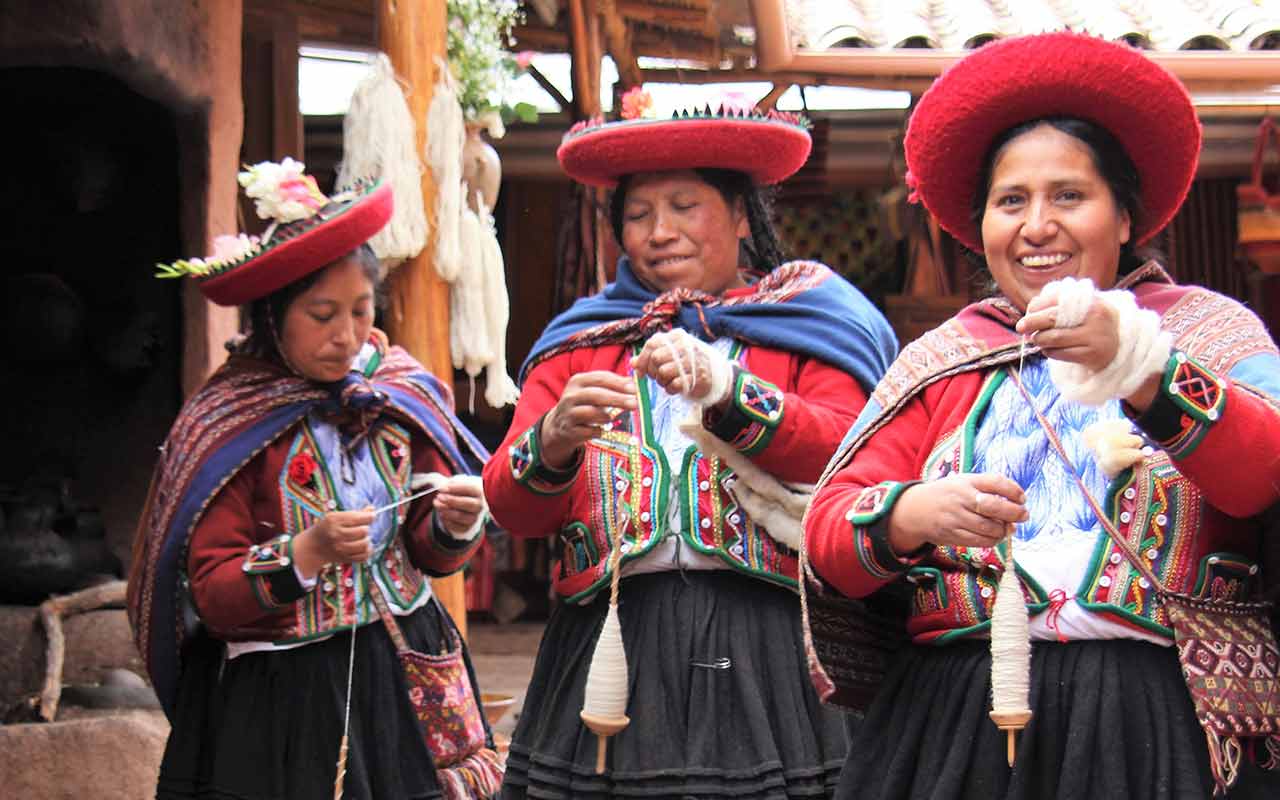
{"left": 805, "top": 32, "right": 1280, "bottom": 800}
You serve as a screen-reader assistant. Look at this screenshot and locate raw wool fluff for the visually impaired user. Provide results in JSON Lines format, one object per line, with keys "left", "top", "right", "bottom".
{"left": 427, "top": 63, "right": 466, "bottom": 282}
{"left": 336, "top": 53, "right": 428, "bottom": 271}
{"left": 678, "top": 407, "right": 810, "bottom": 550}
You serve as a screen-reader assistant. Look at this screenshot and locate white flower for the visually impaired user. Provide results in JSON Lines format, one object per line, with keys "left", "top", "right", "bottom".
{"left": 237, "top": 158, "right": 325, "bottom": 223}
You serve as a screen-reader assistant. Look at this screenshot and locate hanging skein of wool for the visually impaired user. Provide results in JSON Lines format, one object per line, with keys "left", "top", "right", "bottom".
{"left": 335, "top": 54, "right": 427, "bottom": 272}
{"left": 580, "top": 511, "right": 631, "bottom": 774}
{"left": 477, "top": 196, "right": 520, "bottom": 409}
{"left": 426, "top": 61, "right": 465, "bottom": 282}
{"left": 449, "top": 187, "right": 495, "bottom": 391}
{"left": 989, "top": 537, "right": 1033, "bottom": 766}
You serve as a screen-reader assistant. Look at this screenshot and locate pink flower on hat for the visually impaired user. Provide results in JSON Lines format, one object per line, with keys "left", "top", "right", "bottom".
{"left": 620, "top": 87, "right": 655, "bottom": 121}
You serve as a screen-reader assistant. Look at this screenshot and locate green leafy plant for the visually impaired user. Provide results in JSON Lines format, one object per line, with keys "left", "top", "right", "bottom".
{"left": 446, "top": 0, "right": 538, "bottom": 136}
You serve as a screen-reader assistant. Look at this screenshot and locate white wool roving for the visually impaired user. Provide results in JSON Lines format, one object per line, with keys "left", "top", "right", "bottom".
{"left": 648, "top": 330, "right": 734, "bottom": 406}
{"left": 336, "top": 53, "right": 428, "bottom": 271}
{"left": 1081, "top": 418, "right": 1146, "bottom": 478}
{"left": 677, "top": 407, "right": 810, "bottom": 550}
{"left": 1047, "top": 287, "right": 1171, "bottom": 406}
{"left": 426, "top": 66, "right": 465, "bottom": 282}
{"left": 1037, "top": 275, "right": 1094, "bottom": 328}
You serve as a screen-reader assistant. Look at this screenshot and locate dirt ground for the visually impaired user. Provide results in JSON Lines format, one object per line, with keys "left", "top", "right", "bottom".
{"left": 468, "top": 620, "right": 546, "bottom": 739}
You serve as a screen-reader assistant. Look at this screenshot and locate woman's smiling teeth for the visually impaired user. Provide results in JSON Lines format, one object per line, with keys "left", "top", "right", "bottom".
{"left": 1019, "top": 252, "right": 1070, "bottom": 268}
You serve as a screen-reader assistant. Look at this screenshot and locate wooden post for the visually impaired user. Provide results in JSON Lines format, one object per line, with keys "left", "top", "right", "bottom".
{"left": 378, "top": 0, "right": 468, "bottom": 640}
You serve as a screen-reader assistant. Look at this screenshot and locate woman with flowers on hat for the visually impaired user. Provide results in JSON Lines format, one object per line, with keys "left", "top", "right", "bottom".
{"left": 128, "top": 159, "right": 503, "bottom": 799}
{"left": 805, "top": 32, "right": 1280, "bottom": 799}
{"left": 481, "top": 92, "right": 898, "bottom": 798}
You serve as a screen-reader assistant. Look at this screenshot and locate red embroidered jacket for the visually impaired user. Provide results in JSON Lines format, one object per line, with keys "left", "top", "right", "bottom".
{"left": 483, "top": 342, "right": 867, "bottom": 601}
{"left": 188, "top": 418, "right": 479, "bottom": 644}
{"left": 807, "top": 267, "right": 1280, "bottom": 644}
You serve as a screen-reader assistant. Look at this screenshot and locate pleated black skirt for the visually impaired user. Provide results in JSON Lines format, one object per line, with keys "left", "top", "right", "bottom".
{"left": 157, "top": 597, "right": 492, "bottom": 800}
{"left": 836, "top": 638, "right": 1280, "bottom": 800}
{"left": 502, "top": 570, "right": 848, "bottom": 799}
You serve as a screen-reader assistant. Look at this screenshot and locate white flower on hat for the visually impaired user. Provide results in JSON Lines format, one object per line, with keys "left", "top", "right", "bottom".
{"left": 237, "top": 157, "right": 327, "bottom": 223}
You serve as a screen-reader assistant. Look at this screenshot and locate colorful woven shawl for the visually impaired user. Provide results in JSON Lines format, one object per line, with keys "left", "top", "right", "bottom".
{"left": 127, "top": 334, "right": 488, "bottom": 718}
{"left": 521, "top": 258, "right": 898, "bottom": 392}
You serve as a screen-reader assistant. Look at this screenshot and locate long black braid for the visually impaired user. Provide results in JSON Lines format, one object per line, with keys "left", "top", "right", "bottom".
{"left": 608, "top": 168, "right": 788, "bottom": 272}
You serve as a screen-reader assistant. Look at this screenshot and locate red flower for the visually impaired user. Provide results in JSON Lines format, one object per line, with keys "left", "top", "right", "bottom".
{"left": 288, "top": 452, "right": 317, "bottom": 485}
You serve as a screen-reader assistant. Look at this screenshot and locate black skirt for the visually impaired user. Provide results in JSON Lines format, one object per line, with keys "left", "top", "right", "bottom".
{"left": 836, "top": 639, "right": 1280, "bottom": 800}
{"left": 502, "top": 570, "right": 848, "bottom": 799}
{"left": 157, "top": 597, "right": 492, "bottom": 800}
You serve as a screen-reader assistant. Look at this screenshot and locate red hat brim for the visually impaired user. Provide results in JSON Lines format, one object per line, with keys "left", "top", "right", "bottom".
{"left": 905, "top": 32, "right": 1201, "bottom": 253}
{"left": 558, "top": 116, "right": 812, "bottom": 188}
{"left": 199, "top": 182, "right": 394, "bottom": 307}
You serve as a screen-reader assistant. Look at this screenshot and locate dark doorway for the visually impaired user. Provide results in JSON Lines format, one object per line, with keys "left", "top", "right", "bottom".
{"left": 0, "top": 67, "right": 182, "bottom": 602}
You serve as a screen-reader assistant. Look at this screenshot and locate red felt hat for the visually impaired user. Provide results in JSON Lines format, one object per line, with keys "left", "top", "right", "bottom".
{"left": 198, "top": 181, "right": 392, "bottom": 306}
{"left": 557, "top": 107, "right": 813, "bottom": 188}
{"left": 904, "top": 31, "right": 1201, "bottom": 253}
{"left": 156, "top": 159, "right": 393, "bottom": 307}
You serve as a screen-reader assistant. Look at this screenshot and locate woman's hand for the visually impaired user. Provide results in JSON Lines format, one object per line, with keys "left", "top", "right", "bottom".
{"left": 887, "top": 474, "right": 1028, "bottom": 556}
{"left": 631, "top": 330, "right": 732, "bottom": 409}
{"left": 1015, "top": 290, "right": 1120, "bottom": 374}
{"left": 292, "top": 508, "right": 375, "bottom": 578}
{"left": 434, "top": 475, "right": 487, "bottom": 539}
{"left": 539, "top": 370, "right": 637, "bottom": 469}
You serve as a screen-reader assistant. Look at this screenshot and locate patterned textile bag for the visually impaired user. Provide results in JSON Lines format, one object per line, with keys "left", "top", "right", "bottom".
{"left": 1013, "top": 370, "right": 1280, "bottom": 794}
{"left": 800, "top": 554, "right": 909, "bottom": 712}
{"left": 370, "top": 589, "right": 504, "bottom": 800}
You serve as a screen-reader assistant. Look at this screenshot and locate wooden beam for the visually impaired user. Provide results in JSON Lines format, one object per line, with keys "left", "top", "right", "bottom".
{"left": 616, "top": 0, "right": 710, "bottom": 34}
{"left": 757, "top": 83, "right": 787, "bottom": 110}
{"left": 528, "top": 62, "right": 571, "bottom": 111}
{"left": 598, "top": 0, "right": 643, "bottom": 89}
{"left": 377, "top": 0, "right": 468, "bottom": 640}
{"left": 285, "top": 0, "right": 377, "bottom": 47}
{"left": 568, "top": 0, "right": 601, "bottom": 118}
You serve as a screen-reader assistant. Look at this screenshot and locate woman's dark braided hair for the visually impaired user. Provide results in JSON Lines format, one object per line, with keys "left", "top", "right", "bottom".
{"left": 968, "top": 116, "right": 1149, "bottom": 276}
{"left": 608, "top": 168, "right": 788, "bottom": 272}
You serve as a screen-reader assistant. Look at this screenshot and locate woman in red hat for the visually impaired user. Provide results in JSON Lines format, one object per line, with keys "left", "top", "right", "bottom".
{"left": 805, "top": 32, "right": 1280, "bottom": 798}
{"left": 482, "top": 96, "right": 898, "bottom": 797}
{"left": 129, "top": 160, "right": 503, "bottom": 799}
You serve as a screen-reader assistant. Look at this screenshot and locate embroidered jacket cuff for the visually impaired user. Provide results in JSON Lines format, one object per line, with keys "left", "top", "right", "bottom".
{"left": 703, "top": 367, "right": 784, "bottom": 455}
{"left": 846, "top": 481, "right": 927, "bottom": 580}
{"left": 241, "top": 534, "right": 307, "bottom": 609}
{"left": 1129, "top": 351, "right": 1227, "bottom": 459}
{"left": 507, "top": 415, "right": 580, "bottom": 495}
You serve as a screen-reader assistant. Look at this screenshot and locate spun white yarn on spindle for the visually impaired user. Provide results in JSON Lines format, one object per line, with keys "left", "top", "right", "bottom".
{"left": 1038, "top": 279, "right": 1172, "bottom": 407}
{"left": 426, "top": 64, "right": 465, "bottom": 282}
{"left": 336, "top": 54, "right": 428, "bottom": 271}
{"left": 990, "top": 555, "right": 1032, "bottom": 715}
{"left": 582, "top": 604, "right": 629, "bottom": 718}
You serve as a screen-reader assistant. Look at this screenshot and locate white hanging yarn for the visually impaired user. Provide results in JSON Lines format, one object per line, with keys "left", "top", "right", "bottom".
{"left": 450, "top": 189, "right": 493, "bottom": 378}
{"left": 335, "top": 53, "right": 428, "bottom": 272}
{"left": 1037, "top": 278, "right": 1172, "bottom": 407}
{"left": 477, "top": 197, "right": 520, "bottom": 409}
{"left": 426, "top": 62, "right": 465, "bottom": 282}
